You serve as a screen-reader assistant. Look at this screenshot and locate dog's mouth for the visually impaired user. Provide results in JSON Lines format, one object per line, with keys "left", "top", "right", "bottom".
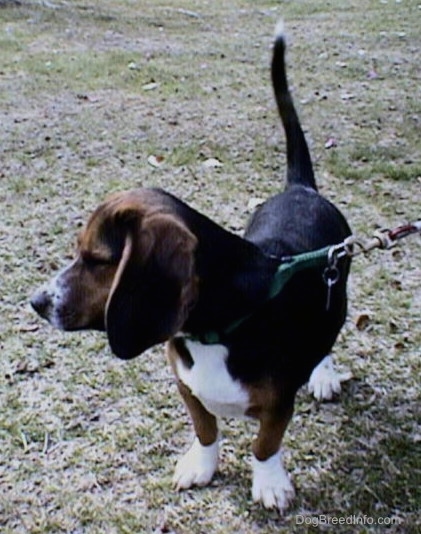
{"left": 31, "top": 290, "right": 106, "bottom": 332}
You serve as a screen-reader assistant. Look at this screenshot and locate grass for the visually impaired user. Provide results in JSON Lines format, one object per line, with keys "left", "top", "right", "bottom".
{"left": 1, "top": 0, "right": 420, "bottom": 532}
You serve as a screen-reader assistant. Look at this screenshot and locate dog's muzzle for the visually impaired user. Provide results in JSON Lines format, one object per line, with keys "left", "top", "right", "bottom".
{"left": 30, "top": 287, "right": 56, "bottom": 322}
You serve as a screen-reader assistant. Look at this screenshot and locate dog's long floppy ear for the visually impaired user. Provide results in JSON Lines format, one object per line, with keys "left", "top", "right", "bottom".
{"left": 105, "top": 210, "right": 198, "bottom": 359}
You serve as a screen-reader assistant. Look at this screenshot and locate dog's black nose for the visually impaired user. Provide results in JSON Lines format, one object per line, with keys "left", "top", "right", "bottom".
{"left": 30, "top": 290, "right": 51, "bottom": 318}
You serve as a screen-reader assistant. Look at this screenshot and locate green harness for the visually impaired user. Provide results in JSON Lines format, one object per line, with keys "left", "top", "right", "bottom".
{"left": 188, "top": 245, "right": 334, "bottom": 345}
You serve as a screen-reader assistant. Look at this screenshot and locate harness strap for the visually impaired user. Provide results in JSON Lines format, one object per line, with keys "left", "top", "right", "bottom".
{"left": 267, "top": 245, "right": 332, "bottom": 299}
{"left": 188, "top": 245, "right": 333, "bottom": 345}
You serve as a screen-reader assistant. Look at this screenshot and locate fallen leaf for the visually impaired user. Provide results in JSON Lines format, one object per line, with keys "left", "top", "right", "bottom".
{"left": 389, "top": 320, "right": 399, "bottom": 333}
{"left": 153, "top": 522, "right": 176, "bottom": 534}
{"left": 142, "top": 82, "right": 159, "bottom": 91}
{"left": 356, "top": 313, "right": 371, "bottom": 331}
{"left": 147, "top": 155, "right": 164, "bottom": 168}
{"left": 15, "top": 359, "right": 40, "bottom": 375}
{"left": 202, "top": 157, "right": 223, "bottom": 169}
{"left": 325, "top": 137, "right": 338, "bottom": 149}
{"left": 247, "top": 197, "right": 265, "bottom": 210}
{"left": 18, "top": 324, "right": 40, "bottom": 333}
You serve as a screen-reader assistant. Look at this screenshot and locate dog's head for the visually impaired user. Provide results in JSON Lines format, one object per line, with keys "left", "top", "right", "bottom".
{"left": 31, "top": 189, "right": 198, "bottom": 359}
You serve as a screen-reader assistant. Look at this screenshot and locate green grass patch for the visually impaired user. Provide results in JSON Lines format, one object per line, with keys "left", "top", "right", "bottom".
{"left": 327, "top": 149, "right": 421, "bottom": 182}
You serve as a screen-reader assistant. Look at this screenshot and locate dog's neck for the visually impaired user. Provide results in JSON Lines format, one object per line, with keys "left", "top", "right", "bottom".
{"left": 187, "top": 229, "right": 277, "bottom": 338}
{"left": 155, "top": 189, "right": 278, "bottom": 338}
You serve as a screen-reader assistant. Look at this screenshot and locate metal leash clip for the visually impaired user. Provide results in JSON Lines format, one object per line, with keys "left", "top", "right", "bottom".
{"left": 323, "top": 245, "right": 342, "bottom": 311}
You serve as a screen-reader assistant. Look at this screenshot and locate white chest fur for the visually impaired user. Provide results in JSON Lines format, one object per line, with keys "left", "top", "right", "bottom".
{"left": 175, "top": 339, "right": 250, "bottom": 418}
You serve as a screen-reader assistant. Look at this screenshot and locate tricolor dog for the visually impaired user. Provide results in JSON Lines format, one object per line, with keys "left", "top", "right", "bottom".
{"left": 31, "top": 22, "right": 352, "bottom": 511}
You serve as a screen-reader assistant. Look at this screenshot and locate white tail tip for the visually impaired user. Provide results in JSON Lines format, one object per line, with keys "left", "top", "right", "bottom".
{"left": 274, "top": 19, "right": 285, "bottom": 41}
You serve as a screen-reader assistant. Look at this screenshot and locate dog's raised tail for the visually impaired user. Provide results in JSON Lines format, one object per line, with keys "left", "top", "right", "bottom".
{"left": 272, "top": 21, "right": 317, "bottom": 191}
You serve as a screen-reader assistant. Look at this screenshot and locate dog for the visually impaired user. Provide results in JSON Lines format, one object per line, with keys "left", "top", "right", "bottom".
{"left": 31, "top": 21, "right": 351, "bottom": 512}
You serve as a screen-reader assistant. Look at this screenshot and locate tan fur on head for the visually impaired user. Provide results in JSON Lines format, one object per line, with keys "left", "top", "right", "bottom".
{"left": 34, "top": 188, "right": 198, "bottom": 357}
{"left": 100, "top": 191, "right": 198, "bottom": 359}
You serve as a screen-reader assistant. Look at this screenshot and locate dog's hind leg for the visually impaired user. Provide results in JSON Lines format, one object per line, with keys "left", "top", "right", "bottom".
{"left": 308, "top": 354, "right": 352, "bottom": 401}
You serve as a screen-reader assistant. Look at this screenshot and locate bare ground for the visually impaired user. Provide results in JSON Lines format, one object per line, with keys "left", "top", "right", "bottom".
{"left": 0, "top": 1, "right": 420, "bottom": 533}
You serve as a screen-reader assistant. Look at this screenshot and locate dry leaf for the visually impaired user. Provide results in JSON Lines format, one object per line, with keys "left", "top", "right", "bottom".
{"left": 247, "top": 197, "right": 265, "bottom": 210}
{"left": 142, "top": 82, "right": 159, "bottom": 91}
{"left": 147, "top": 155, "right": 164, "bottom": 168}
{"left": 202, "top": 157, "right": 223, "bottom": 169}
{"left": 340, "top": 92, "right": 356, "bottom": 101}
{"left": 325, "top": 137, "right": 338, "bottom": 149}
{"left": 18, "top": 324, "right": 40, "bottom": 333}
{"left": 356, "top": 313, "right": 371, "bottom": 331}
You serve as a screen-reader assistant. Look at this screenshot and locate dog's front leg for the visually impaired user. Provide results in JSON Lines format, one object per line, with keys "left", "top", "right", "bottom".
{"left": 173, "top": 380, "right": 219, "bottom": 490}
{"left": 251, "top": 405, "right": 295, "bottom": 511}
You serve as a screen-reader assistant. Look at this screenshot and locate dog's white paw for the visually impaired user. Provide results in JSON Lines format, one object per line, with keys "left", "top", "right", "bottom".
{"left": 251, "top": 450, "right": 295, "bottom": 512}
{"left": 308, "top": 355, "right": 352, "bottom": 401}
{"left": 173, "top": 437, "right": 219, "bottom": 490}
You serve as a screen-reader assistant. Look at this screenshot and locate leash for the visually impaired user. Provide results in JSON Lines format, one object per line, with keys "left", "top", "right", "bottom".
{"left": 188, "top": 220, "right": 421, "bottom": 345}
{"left": 333, "top": 221, "right": 421, "bottom": 259}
